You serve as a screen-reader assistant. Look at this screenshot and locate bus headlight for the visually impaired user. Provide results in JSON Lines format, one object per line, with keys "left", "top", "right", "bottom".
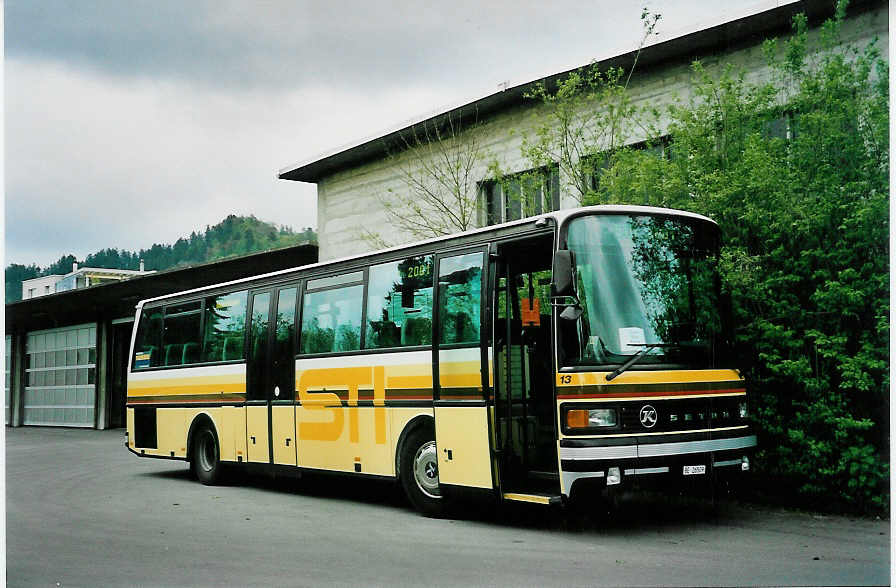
{"left": 738, "top": 402, "right": 748, "bottom": 419}
{"left": 567, "top": 408, "right": 618, "bottom": 429}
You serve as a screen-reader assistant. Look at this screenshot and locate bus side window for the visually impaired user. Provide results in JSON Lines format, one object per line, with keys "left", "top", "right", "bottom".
{"left": 200, "top": 290, "right": 248, "bottom": 363}
{"left": 300, "top": 284, "right": 364, "bottom": 354}
{"left": 162, "top": 300, "right": 202, "bottom": 367}
{"left": 133, "top": 308, "right": 163, "bottom": 369}
{"left": 366, "top": 255, "right": 434, "bottom": 349}
{"left": 438, "top": 252, "right": 483, "bottom": 345}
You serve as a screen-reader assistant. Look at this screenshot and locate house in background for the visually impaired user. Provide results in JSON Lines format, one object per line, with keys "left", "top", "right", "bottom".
{"left": 277, "top": 0, "right": 887, "bottom": 262}
{"left": 21, "top": 275, "right": 62, "bottom": 299}
{"left": 6, "top": 245, "right": 318, "bottom": 429}
{"left": 21, "top": 261, "right": 154, "bottom": 299}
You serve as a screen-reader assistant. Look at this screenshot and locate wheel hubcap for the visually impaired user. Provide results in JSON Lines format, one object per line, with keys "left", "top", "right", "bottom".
{"left": 412, "top": 440, "right": 441, "bottom": 499}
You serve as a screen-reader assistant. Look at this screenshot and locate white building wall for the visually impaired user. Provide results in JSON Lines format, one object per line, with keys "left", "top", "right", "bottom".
{"left": 313, "top": 6, "right": 887, "bottom": 261}
{"left": 21, "top": 275, "right": 62, "bottom": 299}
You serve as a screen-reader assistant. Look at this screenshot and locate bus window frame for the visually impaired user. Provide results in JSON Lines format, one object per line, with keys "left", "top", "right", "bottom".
{"left": 554, "top": 209, "right": 725, "bottom": 373}
{"left": 131, "top": 289, "right": 255, "bottom": 373}
{"left": 364, "top": 254, "right": 436, "bottom": 352}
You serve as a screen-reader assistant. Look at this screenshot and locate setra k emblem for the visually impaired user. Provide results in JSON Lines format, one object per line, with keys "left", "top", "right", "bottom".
{"left": 639, "top": 405, "right": 658, "bottom": 428}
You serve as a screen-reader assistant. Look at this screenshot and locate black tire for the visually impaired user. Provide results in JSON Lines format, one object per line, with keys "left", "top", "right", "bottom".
{"left": 191, "top": 423, "right": 222, "bottom": 485}
{"left": 399, "top": 425, "right": 445, "bottom": 517}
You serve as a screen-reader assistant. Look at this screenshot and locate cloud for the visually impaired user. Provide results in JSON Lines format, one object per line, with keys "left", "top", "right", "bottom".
{"left": 5, "top": 0, "right": 762, "bottom": 267}
{"left": 4, "top": 57, "right": 456, "bottom": 265}
{"left": 6, "top": 0, "right": 663, "bottom": 92}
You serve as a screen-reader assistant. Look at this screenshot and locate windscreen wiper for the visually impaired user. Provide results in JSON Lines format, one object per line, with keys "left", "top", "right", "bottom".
{"left": 605, "top": 343, "right": 680, "bottom": 381}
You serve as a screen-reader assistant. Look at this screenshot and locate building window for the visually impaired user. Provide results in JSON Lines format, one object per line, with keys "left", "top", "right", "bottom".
{"left": 584, "top": 136, "right": 673, "bottom": 193}
{"left": 480, "top": 164, "right": 559, "bottom": 226}
{"left": 763, "top": 111, "right": 798, "bottom": 141}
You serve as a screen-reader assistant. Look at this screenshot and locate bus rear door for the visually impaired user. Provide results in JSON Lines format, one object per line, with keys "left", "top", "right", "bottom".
{"left": 245, "top": 285, "right": 299, "bottom": 466}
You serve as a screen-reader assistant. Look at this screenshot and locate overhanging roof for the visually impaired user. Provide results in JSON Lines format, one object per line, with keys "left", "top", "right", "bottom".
{"left": 278, "top": 0, "right": 873, "bottom": 184}
{"left": 6, "top": 244, "right": 318, "bottom": 334}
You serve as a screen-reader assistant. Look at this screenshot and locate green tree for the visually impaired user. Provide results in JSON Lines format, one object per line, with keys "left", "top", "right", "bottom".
{"left": 45, "top": 254, "right": 78, "bottom": 276}
{"left": 365, "top": 111, "right": 492, "bottom": 247}
{"left": 5, "top": 215, "right": 318, "bottom": 302}
{"left": 5, "top": 263, "right": 41, "bottom": 302}
{"left": 518, "top": 9, "right": 661, "bottom": 205}
{"left": 596, "top": 2, "right": 888, "bottom": 512}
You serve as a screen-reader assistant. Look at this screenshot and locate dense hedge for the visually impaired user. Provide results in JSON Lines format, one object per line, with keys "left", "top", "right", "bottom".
{"left": 591, "top": 7, "right": 888, "bottom": 513}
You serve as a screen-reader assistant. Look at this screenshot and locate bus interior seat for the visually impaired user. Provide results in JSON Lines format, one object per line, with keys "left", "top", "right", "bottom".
{"left": 139, "top": 345, "right": 157, "bottom": 364}
{"left": 222, "top": 337, "right": 243, "bottom": 361}
{"left": 182, "top": 342, "right": 199, "bottom": 365}
{"left": 164, "top": 344, "right": 182, "bottom": 366}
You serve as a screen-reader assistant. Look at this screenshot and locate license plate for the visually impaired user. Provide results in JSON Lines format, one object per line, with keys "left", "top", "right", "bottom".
{"left": 683, "top": 465, "right": 706, "bottom": 475}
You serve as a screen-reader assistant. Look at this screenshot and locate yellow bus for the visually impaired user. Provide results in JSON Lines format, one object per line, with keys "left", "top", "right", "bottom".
{"left": 126, "top": 205, "right": 756, "bottom": 515}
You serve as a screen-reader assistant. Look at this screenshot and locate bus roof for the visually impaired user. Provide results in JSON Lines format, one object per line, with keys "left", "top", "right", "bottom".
{"left": 136, "top": 205, "right": 715, "bottom": 307}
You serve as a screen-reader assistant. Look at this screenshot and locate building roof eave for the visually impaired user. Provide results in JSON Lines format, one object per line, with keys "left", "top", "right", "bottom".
{"left": 277, "top": 0, "right": 866, "bottom": 185}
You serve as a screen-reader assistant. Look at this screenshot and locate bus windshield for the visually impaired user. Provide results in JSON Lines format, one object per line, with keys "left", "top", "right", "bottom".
{"left": 561, "top": 213, "right": 730, "bottom": 368}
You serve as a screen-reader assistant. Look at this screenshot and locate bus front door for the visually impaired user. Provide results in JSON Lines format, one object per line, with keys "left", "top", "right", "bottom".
{"left": 246, "top": 286, "right": 298, "bottom": 466}
{"left": 492, "top": 235, "right": 560, "bottom": 497}
{"left": 432, "top": 248, "right": 495, "bottom": 493}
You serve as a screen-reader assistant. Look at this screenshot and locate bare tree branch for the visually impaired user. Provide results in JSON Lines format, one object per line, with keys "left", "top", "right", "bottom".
{"left": 372, "top": 111, "right": 488, "bottom": 243}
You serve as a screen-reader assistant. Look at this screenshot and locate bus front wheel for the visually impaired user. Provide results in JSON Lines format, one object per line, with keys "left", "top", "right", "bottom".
{"left": 191, "top": 423, "right": 222, "bottom": 485}
{"left": 399, "top": 426, "right": 444, "bottom": 517}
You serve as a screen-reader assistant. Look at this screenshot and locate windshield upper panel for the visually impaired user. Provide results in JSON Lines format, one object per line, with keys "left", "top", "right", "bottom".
{"left": 560, "top": 214, "right": 730, "bottom": 368}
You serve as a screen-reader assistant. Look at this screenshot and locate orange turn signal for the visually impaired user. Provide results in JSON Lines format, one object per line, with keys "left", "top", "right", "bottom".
{"left": 567, "top": 409, "right": 589, "bottom": 429}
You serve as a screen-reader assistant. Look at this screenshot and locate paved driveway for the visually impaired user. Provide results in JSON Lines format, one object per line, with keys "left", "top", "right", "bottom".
{"left": 5, "top": 427, "right": 890, "bottom": 587}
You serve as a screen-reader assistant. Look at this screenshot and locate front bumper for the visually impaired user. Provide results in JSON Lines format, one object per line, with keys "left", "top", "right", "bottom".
{"left": 559, "top": 431, "right": 756, "bottom": 496}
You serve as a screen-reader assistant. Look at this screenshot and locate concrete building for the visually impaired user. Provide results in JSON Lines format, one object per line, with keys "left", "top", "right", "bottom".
{"left": 21, "top": 275, "right": 62, "bottom": 300}
{"left": 6, "top": 245, "right": 317, "bottom": 429}
{"left": 22, "top": 262, "right": 154, "bottom": 300}
{"left": 278, "top": 0, "right": 887, "bottom": 262}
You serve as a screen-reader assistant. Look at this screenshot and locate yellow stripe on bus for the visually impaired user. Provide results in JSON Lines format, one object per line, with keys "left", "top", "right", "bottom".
{"left": 503, "top": 493, "right": 553, "bottom": 505}
{"left": 128, "top": 376, "right": 246, "bottom": 396}
{"left": 557, "top": 369, "right": 742, "bottom": 387}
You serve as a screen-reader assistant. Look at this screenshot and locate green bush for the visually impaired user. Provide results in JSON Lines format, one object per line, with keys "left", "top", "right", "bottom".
{"left": 593, "top": 4, "right": 888, "bottom": 513}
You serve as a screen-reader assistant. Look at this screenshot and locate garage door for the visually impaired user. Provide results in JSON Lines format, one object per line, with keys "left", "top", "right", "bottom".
{"left": 5, "top": 335, "right": 11, "bottom": 425}
{"left": 24, "top": 325, "right": 97, "bottom": 427}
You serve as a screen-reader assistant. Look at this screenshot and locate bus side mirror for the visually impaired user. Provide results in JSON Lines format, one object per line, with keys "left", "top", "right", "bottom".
{"left": 552, "top": 250, "right": 582, "bottom": 321}
{"left": 551, "top": 250, "right": 576, "bottom": 298}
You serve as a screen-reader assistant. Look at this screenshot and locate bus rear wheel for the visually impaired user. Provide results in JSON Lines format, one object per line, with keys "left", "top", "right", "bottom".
{"left": 399, "top": 426, "right": 444, "bottom": 517}
{"left": 191, "top": 423, "right": 222, "bottom": 485}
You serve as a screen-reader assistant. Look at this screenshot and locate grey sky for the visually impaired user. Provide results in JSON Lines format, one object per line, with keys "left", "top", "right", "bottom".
{"left": 6, "top": 0, "right": 764, "bottom": 266}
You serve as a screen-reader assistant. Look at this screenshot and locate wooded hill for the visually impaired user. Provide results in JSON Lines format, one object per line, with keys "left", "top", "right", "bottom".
{"left": 5, "top": 215, "right": 316, "bottom": 303}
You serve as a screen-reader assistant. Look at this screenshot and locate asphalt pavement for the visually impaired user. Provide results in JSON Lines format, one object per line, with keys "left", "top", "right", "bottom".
{"left": 5, "top": 427, "right": 891, "bottom": 587}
